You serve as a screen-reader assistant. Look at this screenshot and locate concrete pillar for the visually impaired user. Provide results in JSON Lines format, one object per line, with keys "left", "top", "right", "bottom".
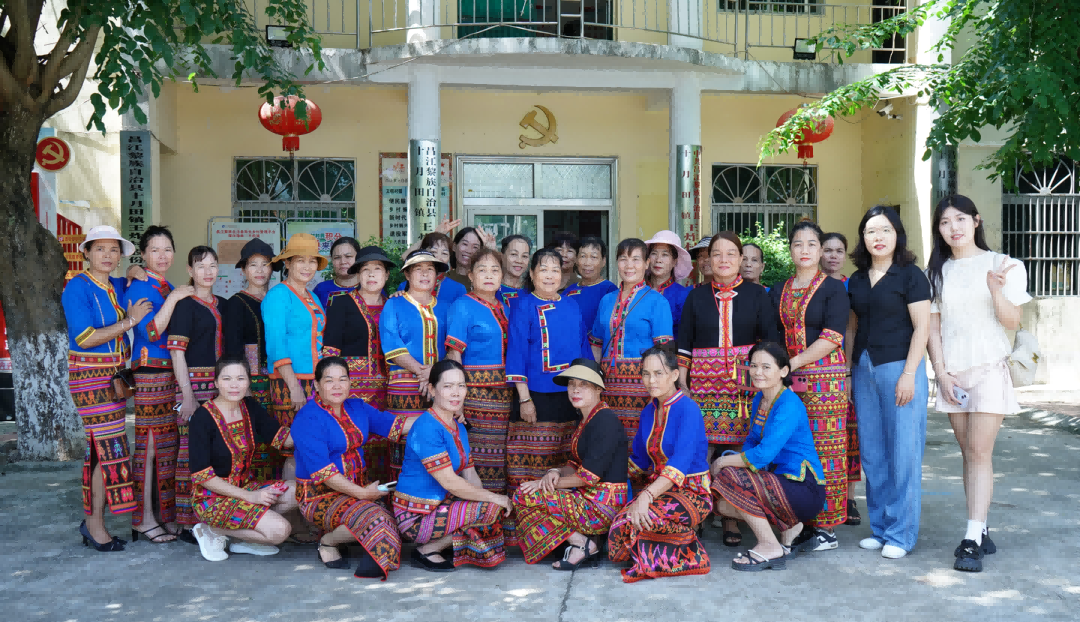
{"left": 668, "top": 0, "right": 703, "bottom": 50}
{"left": 407, "top": 66, "right": 442, "bottom": 241}
{"left": 407, "top": 0, "right": 441, "bottom": 44}
{"left": 670, "top": 77, "right": 702, "bottom": 246}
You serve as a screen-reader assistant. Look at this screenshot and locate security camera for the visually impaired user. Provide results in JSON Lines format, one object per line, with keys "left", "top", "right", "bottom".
{"left": 877, "top": 103, "right": 894, "bottom": 117}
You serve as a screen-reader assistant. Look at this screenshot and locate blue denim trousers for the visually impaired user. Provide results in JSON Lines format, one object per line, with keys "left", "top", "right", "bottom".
{"left": 852, "top": 352, "right": 928, "bottom": 551}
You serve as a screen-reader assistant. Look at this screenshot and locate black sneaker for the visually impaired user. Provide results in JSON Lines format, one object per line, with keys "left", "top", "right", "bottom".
{"left": 844, "top": 500, "right": 861, "bottom": 526}
{"left": 953, "top": 539, "right": 983, "bottom": 572}
{"left": 792, "top": 527, "right": 838, "bottom": 553}
{"left": 953, "top": 533, "right": 996, "bottom": 557}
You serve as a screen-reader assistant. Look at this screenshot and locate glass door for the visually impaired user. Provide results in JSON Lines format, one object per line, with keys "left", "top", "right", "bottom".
{"left": 467, "top": 208, "right": 542, "bottom": 249}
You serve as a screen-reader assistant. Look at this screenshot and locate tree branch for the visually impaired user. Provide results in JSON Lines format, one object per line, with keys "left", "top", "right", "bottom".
{"left": 38, "top": 8, "right": 83, "bottom": 99}
{"left": 5, "top": 0, "right": 41, "bottom": 83}
{"left": 38, "top": 23, "right": 98, "bottom": 107}
{"left": 43, "top": 47, "right": 93, "bottom": 117}
{"left": 0, "top": 48, "right": 39, "bottom": 111}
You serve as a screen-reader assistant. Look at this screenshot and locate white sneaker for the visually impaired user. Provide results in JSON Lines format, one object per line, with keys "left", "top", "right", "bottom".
{"left": 881, "top": 544, "right": 908, "bottom": 559}
{"left": 859, "top": 537, "right": 884, "bottom": 550}
{"left": 230, "top": 541, "right": 280, "bottom": 556}
{"left": 192, "top": 523, "right": 229, "bottom": 562}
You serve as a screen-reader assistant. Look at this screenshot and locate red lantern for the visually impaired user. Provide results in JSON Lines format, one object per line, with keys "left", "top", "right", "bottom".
{"left": 776, "top": 107, "right": 834, "bottom": 160}
{"left": 258, "top": 95, "right": 323, "bottom": 152}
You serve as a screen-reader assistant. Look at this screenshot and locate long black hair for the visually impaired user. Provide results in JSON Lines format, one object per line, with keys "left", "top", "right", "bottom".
{"left": 927, "top": 194, "right": 991, "bottom": 302}
{"left": 849, "top": 205, "right": 917, "bottom": 271}
{"left": 450, "top": 227, "right": 482, "bottom": 269}
{"left": 640, "top": 344, "right": 685, "bottom": 392}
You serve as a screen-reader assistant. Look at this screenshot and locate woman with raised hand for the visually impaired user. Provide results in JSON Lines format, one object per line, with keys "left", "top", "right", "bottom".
{"left": 169, "top": 246, "right": 229, "bottom": 534}
{"left": 498, "top": 234, "right": 532, "bottom": 306}
{"left": 607, "top": 346, "right": 712, "bottom": 583}
{"left": 448, "top": 226, "right": 495, "bottom": 292}
{"left": 514, "top": 359, "right": 628, "bottom": 569}
{"left": 293, "top": 356, "right": 414, "bottom": 579}
{"left": 644, "top": 230, "right": 693, "bottom": 339}
{"left": 262, "top": 233, "right": 328, "bottom": 427}
{"left": 393, "top": 359, "right": 512, "bottom": 571}
{"left": 63, "top": 226, "right": 151, "bottom": 551}
{"left": 123, "top": 225, "right": 193, "bottom": 543}
{"left": 926, "top": 195, "right": 1031, "bottom": 573}
{"left": 768, "top": 220, "right": 851, "bottom": 552}
{"left": 590, "top": 238, "right": 673, "bottom": 443}
{"left": 563, "top": 236, "right": 617, "bottom": 334}
{"left": 188, "top": 357, "right": 297, "bottom": 562}
{"left": 847, "top": 206, "right": 931, "bottom": 559}
{"left": 312, "top": 236, "right": 361, "bottom": 310}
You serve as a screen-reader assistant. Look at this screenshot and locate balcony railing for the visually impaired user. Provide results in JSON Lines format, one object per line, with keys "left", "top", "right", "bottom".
{"left": 251, "top": 0, "right": 909, "bottom": 61}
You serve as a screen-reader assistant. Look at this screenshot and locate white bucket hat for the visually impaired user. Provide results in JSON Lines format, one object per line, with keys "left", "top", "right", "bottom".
{"left": 79, "top": 225, "right": 136, "bottom": 257}
{"left": 644, "top": 230, "right": 694, "bottom": 280}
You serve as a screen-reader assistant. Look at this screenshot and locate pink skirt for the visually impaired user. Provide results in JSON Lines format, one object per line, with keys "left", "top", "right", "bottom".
{"left": 936, "top": 358, "right": 1021, "bottom": 415}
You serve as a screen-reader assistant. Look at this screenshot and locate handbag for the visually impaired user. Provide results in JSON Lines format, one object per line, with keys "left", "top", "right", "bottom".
{"left": 111, "top": 368, "right": 137, "bottom": 401}
{"left": 1008, "top": 325, "right": 1040, "bottom": 388}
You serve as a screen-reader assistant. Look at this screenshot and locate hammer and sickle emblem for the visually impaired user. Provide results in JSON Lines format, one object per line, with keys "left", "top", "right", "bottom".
{"left": 40, "top": 143, "right": 67, "bottom": 166}
{"left": 519, "top": 105, "right": 558, "bottom": 149}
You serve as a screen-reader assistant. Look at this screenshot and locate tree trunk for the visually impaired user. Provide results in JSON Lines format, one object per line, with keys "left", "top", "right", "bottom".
{"left": 0, "top": 103, "right": 85, "bottom": 461}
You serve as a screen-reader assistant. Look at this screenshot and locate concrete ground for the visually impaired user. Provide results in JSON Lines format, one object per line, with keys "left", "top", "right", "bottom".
{"left": 1, "top": 409, "right": 1078, "bottom": 622}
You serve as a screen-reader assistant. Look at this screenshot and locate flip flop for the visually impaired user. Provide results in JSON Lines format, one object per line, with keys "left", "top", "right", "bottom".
{"left": 731, "top": 548, "right": 787, "bottom": 572}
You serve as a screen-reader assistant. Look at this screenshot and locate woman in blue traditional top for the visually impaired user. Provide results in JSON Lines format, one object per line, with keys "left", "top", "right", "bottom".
{"left": 591, "top": 238, "right": 673, "bottom": 443}
{"left": 498, "top": 234, "right": 531, "bottom": 306}
{"left": 63, "top": 226, "right": 153, "bottom": 551}
{"left": 505, "top": 248, "right": 591, "bottom": 543}
{"left": 380, "top": 249, "right": 451, "bottom": 481}
{"left": 396, "top": 232, "right": 467, "bottom": 307}
{"left": 292, "top": 357, "right": 414, "bottom": 579}
{"left": 312, "top": 236, "right": 361, "bottom": 310}
{"left": 644, "top": 230, "right": 693, "bottom": 339}
{"left": 262, "top": 233, "right": 328, "bottom": 427}
{"left": 393, "top": 359, "right": 512, "bottom": 572}
{"left": 564, "top": 236, "right": 617, "bottom": 332}
{"left": 710, "top": 341, "right": 827, "bottom": 571}
{"left": 608, "top": 346, "right": 712, "bottom": 583}
{"left": 123, "top": 226, "right": 193, "bottom": 542}
{"left": 446, "top": 248, "right": 513, "bottom": 496}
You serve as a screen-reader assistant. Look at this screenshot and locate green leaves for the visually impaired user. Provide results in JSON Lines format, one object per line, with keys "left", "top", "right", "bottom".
{"left": 741, "top": 223, "right": 795, "bottom": 287}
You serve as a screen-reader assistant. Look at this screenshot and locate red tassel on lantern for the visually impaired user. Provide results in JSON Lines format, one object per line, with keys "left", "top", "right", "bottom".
{"left": 776, "top": 107, "right": 834, "bottom": 162}
{"left": 259, "top": 96, "right": 323, "bottom": 152}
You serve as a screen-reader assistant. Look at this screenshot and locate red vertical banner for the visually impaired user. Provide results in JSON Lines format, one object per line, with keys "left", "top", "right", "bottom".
{"left": 31, "top": 172, "right": 39, "bottom": 221}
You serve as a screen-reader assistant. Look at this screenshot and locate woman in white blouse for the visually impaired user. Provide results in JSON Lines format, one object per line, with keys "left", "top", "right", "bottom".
{"left": 926, "top": 195, "right": 1032, "bottom": 574}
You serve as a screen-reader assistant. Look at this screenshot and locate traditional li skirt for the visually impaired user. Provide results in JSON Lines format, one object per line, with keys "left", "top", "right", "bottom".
{"left": 394, "top": 497, "right": 506, "bottom": 569}
{"left": 246, "top": 373, "right": 284, "bottom": 482}
{"left": 175, "top": 368, "right": 217, "bottom": 526}
{"left": 847, "top": 399, "right": 861, "bottom": 482}
{"left": 269, "top": 376, "right": 316, "bottom": 427}
{"left": 69, "top": 356, "right": 136, "bottom": 515}
{"left": 463, "top": 364, "right": 513, "bottom": 494}
{"left": 513, "top": 481, "right": 628, "bottom": 564}
{"left": 601, "top": 358, "right": 650, "bottom": 443}
{"left": 132, "top": 368, "right": 178, "bottom": 525}
{"left": 346, "top": 358, "right": 392, "bottom": 486}
{"left": 711, "top": 466, "right": 826, "bottom": 531}
{"left": 193, "top": 478, "right": 285, "bottom": 531}
{"left": 300, "top": 480, "right": 402, "bottom": 580}
{"left": 608, "top": 474, "right": 712, "bottom": 584}
{"left": 386, "top": 370, "right": 430, "bottom": 482}
{"left": 793, "top": 363, "right": 849, "bottom": 528}
{"left": 687, "top": 346, "right": 754, "bottom": 445}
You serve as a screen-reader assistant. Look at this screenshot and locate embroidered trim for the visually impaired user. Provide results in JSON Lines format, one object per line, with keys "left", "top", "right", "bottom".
{"left": 506, "top": 374, "right": 527, "bottom": 383}
{"left": 191, "top": 296, "right": 224, "bottom": 360}
{"left": 310, "top": 463, "right": 341, "bottom": 484}
{"left": 820, "top": 328, "right": 844, "bottom": 347}
{"left": 384, "top": 347, "right": 409, "bottom": 361}
{"left": 166, "top": 336, "right": 190, "bottom": 351}
{"left": 270, "top": 426, "right": 290, "bottom": 451}
{"left": 75, "top": 326, "right": 95, "bottom": 347}
{"left": 403, "top": 292, "right": 438, "bottom": 365}
{"left": 659, "top": 465, "right": 686, "bottom": 488}
{"left": 445, "top": 335, "right": 468, "bottom": 354}
{"left": 740, "top": 452, "right": 758, "bottom": 472}
{"left": 537, "top": 301, "right": 570, "bottom": 373}
{"left": 272, "top": 357, "right": 293, "bottom": 371}
{"left": 607, "top": 281, "right": 649, "bottom": 361}
{"left": 467, "top": 293, "right": 510, "bottom": 364}
{"left": 386, "top": 414, "right": 409, "bottom": 443}
{"left": 191, "top": 466, "right": 216, "bottom": 487}
{"left": 421, "top": 451, "right": 453, "bottom": 473}
{"left": 350, "top": 290, "right": 386, "bottom": 376}
{"left": 321, "top": 346, "right": 342, "bottom": 357}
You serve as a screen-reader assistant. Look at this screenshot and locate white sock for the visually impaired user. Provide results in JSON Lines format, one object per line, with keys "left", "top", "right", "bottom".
{"left": 965, "top": 520, "right": 985, "bottom": 544}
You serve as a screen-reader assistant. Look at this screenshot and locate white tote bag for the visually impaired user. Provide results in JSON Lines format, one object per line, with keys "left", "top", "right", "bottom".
{"left": 1008, "top": 326, "right": 1041, "bottom": 388}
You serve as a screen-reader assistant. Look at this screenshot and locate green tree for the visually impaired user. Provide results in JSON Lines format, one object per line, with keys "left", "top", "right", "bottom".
{"left": 741, "top": 223, "right": 795, "bottom": 287}
{"left": 0, "top": 1, "right": 324, "bottom": 460}
{"left": 761, "top": 1, "right": 1080, "bottom": 182}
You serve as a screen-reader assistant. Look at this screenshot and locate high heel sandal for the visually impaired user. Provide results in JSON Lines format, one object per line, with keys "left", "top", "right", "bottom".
{"left": 318, "top": 543, "right": 350, "bottom": 569}
{"left": 553, "top": 538, "right": 598, "bottom": 571}
{"left": 80, "top": 520, "right": 125, "bottom": 552}
{"left": 131, "top": 525, "right": 177, "bottom": 544}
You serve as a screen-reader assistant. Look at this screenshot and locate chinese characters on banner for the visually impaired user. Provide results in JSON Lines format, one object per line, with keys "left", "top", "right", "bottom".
{"left": 379, "top": 151, "right": 452, "bottom": 246}
{"left": 120, "top": 130, "right": 152, "bottom": 264}
{"left": 209, "top": 221, "right": 282, "bottom": 298}
{"left": 675, "top": 145, "right": 702, "bottom": 247}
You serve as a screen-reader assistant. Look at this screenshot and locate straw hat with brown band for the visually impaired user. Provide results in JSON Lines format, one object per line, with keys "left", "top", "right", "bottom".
{"left": 272, "top": 233, "right": 329, "bottom": 271}
{"left": 553, "top": 358, "right": 606, "bottom": 390}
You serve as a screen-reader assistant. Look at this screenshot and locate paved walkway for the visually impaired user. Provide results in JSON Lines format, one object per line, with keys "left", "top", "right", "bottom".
{"left": 1, "top": 411, "right": 1078, "bottom": 622}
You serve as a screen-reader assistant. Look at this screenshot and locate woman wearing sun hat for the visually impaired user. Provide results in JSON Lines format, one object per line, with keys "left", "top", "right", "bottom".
{"left": 262, "top": 233, "right": 329, "bottom": 428}
{"left": 62, "top": 225, "right": 153, "bottom": 551}
{"left": 644, "top": 230, "right": 694, "bottom": 339}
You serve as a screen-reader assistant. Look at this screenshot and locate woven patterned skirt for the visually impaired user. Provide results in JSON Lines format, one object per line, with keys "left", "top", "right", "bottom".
{"left": 386, "top": 371, "right": 430, "bottom": 482}
{"left": 194, "top": 479, "right": 284, "bottom": 531}
{"left": 687, "top": 346, "right": 754, "bottom": 444}
{"left": 794, "top": 364, "right": 849, "bottom": 528}
{"left": 132, "top": 369, "right": 178, "bottom": 525}
{"left": 601, "top": 358, "right": 649, "bottom": 443}
{"left": 69, "top": 363, "right": 136, "bottom": 515}
{"left": 711, "top": 466, "right": 826, "bottom": 532}
{"left": 513, "top": 482, "right": 628, "bottom": 564}
{"left": 300, "top": 483, "right": 402, "bottom": 580}
{"left": 394, "top": 498, "right": 506, "bottom": 569}
{"left": 269, "top": 377, "right": 315, "bottom": 427}
{"left": 175, "top": 368, "right": 217, "bottom": 526}
{"left": 347, "top": 363, "right": 392, "bottom": 486}
{"left": 463, "top": 365, "right": 513, "bottom": 494}
{"left": 505, "top": 420, "right": 578, "bottom": 545}
{"left": 608, "top": 479, "right": 712, "bottom": 584}
{"left": 847, "top": 399, "right": 861, "bottom": 482}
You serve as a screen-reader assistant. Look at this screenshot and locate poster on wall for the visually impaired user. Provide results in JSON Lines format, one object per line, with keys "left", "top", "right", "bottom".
{"left": 209, "top": 220, "right": 282, "bottom": 299}
{"left": 379, "top": 152, "right": 453, "bottom": 247}
{"left": 283, "top": 220, "right": 356, "bottom": 290}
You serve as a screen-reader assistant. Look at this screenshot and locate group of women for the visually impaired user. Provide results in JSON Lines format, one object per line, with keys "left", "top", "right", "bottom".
{"left": 62, "top": 192, "right": 1030, "bottom": 579}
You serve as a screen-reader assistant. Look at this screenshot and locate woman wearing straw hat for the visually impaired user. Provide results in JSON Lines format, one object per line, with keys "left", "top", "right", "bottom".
{"left": 262, "top": 233, "right": 328, "bottom": 428}
{"left": 644, "top": 230, "right": 693, "bottom": 339}
{"left": 62, "top": 225, "right": 153, "bottom": 551}
{"left": 513, "top": 358, "right": 628, "bottom": 570}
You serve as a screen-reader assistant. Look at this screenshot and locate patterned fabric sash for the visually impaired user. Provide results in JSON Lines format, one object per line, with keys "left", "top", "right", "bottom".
{"left": 289, "top": 282, "right": 326, "bottom": 353}
{"left": 192, "top": 295, "right": 224, "bottom": 360}
{"left": 236, "top": 291, "right": 266, "bottom": 375}
{"left": 429, "top": 409, "right": 470, "bottom": 475}
{"left": 204, "top": 400, "right": 255, "bottom": 483}
{"left": 315, "top": 393, "right": 367, "bottom": 484}
{"left": 468, "top": 293, "right": 509, "bottom": 363}
{"left": 606, "top": 281, "right": 649, "bottom": 363}
{"left": 350, "top": 289, "right": 387, "bottom": 376}
{"left": 779, "top": 271, "right": 827, "bottom": 358}
{"left": 711, "top": 276, "right": 744, "bottom": 380}
{"left": 80, "top": 272, "right": 128, "bottom": 358}
{"left": 404, "top": 293, "right": 439, "bottom": 365}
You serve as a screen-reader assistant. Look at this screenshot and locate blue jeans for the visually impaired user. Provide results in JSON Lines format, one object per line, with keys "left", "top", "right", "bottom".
{"left": 852, "top": 353, "right": 928, "bottom": 551}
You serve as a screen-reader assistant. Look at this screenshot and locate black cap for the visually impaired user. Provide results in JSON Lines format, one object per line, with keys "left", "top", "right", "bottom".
{"left": 235, "top": 238, "right": 277, "bottom": 270}
{"left": 347, "top": 245, "right": 398, "bottom": 274}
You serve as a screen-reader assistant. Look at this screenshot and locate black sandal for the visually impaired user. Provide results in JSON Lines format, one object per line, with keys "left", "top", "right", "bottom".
{"left": 410, "top": 547, "right": 456, "bottom": 572}
{"left": 953, "top": 539, "right": 983, "bottom": 572}
{"left": 722, "top": 518, "right": 743, "bottom": 547}
{"left": 131, "top": 525, "right": 177, "bottom": 544}
{"left": 553, "top": 538, "right": 599, "bottom": 571}
{"left": 845, "top": 500, "right": 861, "bottom": 526}
{"left": 318, "top": 543, "right": 350, "bottom": 569}
{"left": 731, "top": 548, "right": 787, "bottom": 572}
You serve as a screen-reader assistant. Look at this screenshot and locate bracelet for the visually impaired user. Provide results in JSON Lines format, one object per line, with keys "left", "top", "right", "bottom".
{"left": 519, "top": 397, "right": 532, "bottom": 404}
{"left": 903, "top": 371, "right": 916, "bottom": 376}
{"left": 640, "top": 489, "right": 654, "bottom": 502}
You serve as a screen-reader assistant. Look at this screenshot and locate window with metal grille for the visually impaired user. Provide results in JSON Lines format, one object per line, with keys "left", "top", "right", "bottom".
{"left": 719, "top": 0, "right": 821, "bottom": 14}
{"left": 232, "top": 157, "right": 356, "bottom": 221}
{"left": 711, "top": 163, "right": 817, "bottom": 235}
{"left": 1002, "top": 156, "right": 1079, "bottom": 297}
